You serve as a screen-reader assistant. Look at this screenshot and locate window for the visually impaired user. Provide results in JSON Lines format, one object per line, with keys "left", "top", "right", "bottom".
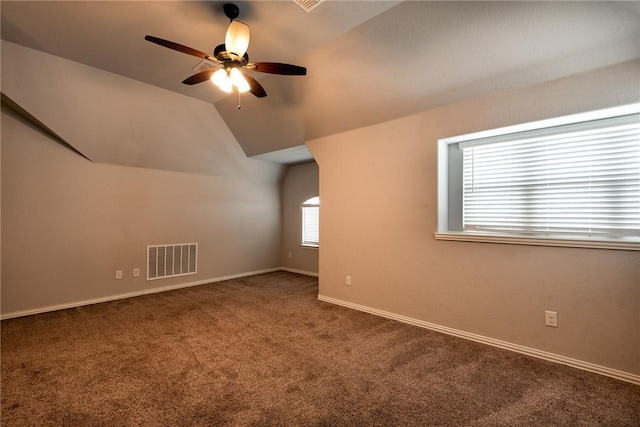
{"left": 437, "top": 104, "right": 640, "bottom": 250}
{"left": 301, "top": 196, "right": 319, "bottom": 247}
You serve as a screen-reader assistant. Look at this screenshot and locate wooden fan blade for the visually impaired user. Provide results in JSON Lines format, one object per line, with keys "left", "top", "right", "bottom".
{"left": 182, "top": 70, "right": 216, "bottom": 85}
{"left": 145, "top": 35, "right": 215, "bottom": 61}
{"left": 248, "top": 62, "right": 307, "bottom": 76}
{"left": 239, "top": 70, "right": 267, "bottom": 98}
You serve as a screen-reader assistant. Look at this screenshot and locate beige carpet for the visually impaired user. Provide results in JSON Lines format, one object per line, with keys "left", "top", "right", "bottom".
{"left": 2, "top": 271, "right": 639, "bottom": 426}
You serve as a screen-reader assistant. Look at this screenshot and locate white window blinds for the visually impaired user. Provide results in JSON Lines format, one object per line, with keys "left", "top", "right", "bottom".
{"left": 461, "top": 114, "right": 640, "bottom": 241}
{"left": 301, "top": 197, "right": 319, "bottom": 246}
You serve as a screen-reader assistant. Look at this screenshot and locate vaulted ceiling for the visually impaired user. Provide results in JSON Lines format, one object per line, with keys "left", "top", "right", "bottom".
{"left": 2, "top": 1, "right": 639, "bottom": 164}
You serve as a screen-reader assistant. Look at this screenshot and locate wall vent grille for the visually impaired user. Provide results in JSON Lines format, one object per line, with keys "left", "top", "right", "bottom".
{"left": 147, "top": 243, "right": 197, "bottom": 280}
{"left": 292, "top": 0, "right": 325, "bottom": 13}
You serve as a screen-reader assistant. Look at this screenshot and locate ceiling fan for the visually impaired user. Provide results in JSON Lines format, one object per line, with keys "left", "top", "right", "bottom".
{"left": 145, "top": 3, "right": 306, "bottom": 100}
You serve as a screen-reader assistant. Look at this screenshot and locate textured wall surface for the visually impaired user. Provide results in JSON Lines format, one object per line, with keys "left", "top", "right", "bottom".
{"left": 308, "top": 60, "right": 640, "bottom": 375}
{"left": 280, "top": 162, "right": 319, "bottom": 274}
{"left": 1, "top": 43, "right": 285, "bottom": 315}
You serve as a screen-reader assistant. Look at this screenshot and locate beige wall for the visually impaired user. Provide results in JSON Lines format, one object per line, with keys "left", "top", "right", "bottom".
{"left": 1, "top": 106, "right": 283, "bottom": 315}
{"left": 280, "top": 161, "right": 319, "bottom": 275}
{"left": 1, "top": 42, "right": 285, "bottom": 316}
{"left": 307, "top": 60, "right": 640, "bottom": 375}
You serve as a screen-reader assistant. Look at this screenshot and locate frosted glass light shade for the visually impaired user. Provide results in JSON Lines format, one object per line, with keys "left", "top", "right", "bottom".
{"left": 225, "top": 20, "right": 250, "bottom": 60}
{"left": 211, "top": 68, "right": 232, "bottom": 93}
{"left": 230, "top": 68, "right": 250, "bottom": 93}
{"left": 211, "top": 68, "right": 249, "bottom": 94}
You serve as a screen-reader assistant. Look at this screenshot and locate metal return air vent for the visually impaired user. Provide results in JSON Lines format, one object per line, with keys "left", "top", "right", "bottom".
{"left": 147, "top": 243, "right": 197, "bottom": 280}
{"left": 292, "top": 0, "right": 325, "bottom": 13}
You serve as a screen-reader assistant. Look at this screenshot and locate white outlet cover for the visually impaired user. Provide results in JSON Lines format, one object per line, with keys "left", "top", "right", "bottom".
{"left": 545, "top": 310, "right": 558, "bottom": 327}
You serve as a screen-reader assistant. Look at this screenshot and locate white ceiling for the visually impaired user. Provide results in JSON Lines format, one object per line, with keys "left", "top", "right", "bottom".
{"left": 2, "top": 1, "right": 639, "bottom": 164}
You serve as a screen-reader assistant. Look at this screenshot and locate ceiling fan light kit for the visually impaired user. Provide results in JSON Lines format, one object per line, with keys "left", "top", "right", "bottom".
{"left": 144, "top": 2, "right": 306, "bottom": 101}
{"left": 211, "top": 68, "right": 233, "bottom": 93}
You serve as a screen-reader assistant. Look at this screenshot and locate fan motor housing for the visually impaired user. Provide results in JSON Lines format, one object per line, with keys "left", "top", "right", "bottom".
{"left": 214, "top": 43, "right": 248, "bottom": 65}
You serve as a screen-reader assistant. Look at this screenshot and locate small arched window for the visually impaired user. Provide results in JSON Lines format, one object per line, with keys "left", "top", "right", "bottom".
{"left": 301, "top": 196, "right": 319, "bottom": 247}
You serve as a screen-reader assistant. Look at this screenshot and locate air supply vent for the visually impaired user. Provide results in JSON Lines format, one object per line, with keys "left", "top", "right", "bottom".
{"left": 147, "top": 243, "right": 197, "bottom": 281}
{"left": 192, "top": 60, "right": 217, "bottom": 72}
{"left": 292, "top": 0, "right": 325, "bottom": 13}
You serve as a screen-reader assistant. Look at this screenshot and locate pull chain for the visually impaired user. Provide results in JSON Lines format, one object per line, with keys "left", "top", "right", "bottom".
{"left": 237, "top": 91, "right": 242, "bottom": 110}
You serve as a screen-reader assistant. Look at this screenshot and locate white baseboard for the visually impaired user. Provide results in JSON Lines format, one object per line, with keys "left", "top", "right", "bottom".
{"left": 0, "top": 268, "right": 280, "bottom": 320}
{"left": 317, "top": 294, "right": 640, "bottom": 385}
{"left": 280, "top": 267, "right": 319, "bottom": 277}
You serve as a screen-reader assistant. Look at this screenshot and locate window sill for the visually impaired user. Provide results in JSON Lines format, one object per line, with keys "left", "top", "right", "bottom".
{"left": 434, "top": 232, "right": 640, "bottom": 251}
{"left": 300, "top": 244, "right": 319, "bottom": 250}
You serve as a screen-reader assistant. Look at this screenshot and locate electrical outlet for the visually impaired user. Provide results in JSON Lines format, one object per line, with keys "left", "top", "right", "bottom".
{"left": 115, "top": 270, "right": 123, "bottom": 280}
{"left": 545, "top": 310, "right": 558, "bottom": 327}
{"left": 288, "top": 252, "right": 292, "bottom": 259}
{"left": 346, "top": 275, "right": 352, "bottom": 286}
{"left": 133, "top": 268, "right": 140, "bottom": 278}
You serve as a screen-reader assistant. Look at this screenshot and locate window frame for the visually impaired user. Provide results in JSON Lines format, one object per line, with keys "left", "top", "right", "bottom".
{"left": 301, "top": 196, "right": 319, "bottom": 248}
{"left": 436, "top": 104, "right": 640, "bottom": 251}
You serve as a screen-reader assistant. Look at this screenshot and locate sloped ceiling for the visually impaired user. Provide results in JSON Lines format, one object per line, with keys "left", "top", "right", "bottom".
{"left": 2, "top": 1, "right": 639, "bottom": 165}
{"left": 2, "top": 39, "right": 283, "bottom": 181}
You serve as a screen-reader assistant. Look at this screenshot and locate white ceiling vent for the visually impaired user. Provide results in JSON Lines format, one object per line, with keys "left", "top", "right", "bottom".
{"left": 292, "top": 0, "right": 325, "bottom": 13}
{"left": 192, "top": 60, "right": 217, "bottom": 72}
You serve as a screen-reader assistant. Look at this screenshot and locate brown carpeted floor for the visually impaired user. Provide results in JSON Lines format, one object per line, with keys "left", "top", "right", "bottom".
{"left": 1, "top": 271, "right": 639, "bottom": 426}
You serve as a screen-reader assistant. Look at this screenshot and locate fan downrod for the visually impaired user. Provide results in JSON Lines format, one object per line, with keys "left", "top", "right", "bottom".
{"left": 223, "top": 3, "right": 240, "bottom": 21}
